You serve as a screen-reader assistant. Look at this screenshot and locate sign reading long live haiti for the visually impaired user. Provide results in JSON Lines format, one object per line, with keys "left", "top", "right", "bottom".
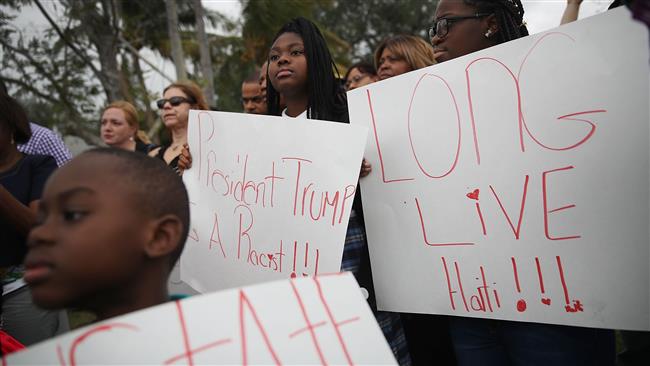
{"left": 347, "top": 8, "right": 649, "bottom": 330}
{"left": 181, "top": 111, "right": 367, "bottom": 292}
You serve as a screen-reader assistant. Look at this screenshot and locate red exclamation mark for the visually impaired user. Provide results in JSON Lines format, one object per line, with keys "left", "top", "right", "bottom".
{"left": 511, "top": 257, "right": 527, "bottom": 312}
{"left": 556, "top": 255, "right": 570, "bottom": 307}
{"left": 303, "top": 242, "right": 309, "bottom": 277}
{"left": 556, "top": 256, "right": 582, "bottom": 312}
{"left": 536, "top": 257, "right": 551, "bottom": 306}
{"left": 290, "top": 241, "right": 298, "bottom": 278}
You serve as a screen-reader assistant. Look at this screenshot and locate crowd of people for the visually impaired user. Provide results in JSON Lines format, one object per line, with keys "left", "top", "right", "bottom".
{"left": 1, "top": 0, "right": 649, "bottom": 364}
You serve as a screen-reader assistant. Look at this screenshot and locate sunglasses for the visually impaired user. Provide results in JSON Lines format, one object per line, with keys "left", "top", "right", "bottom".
{"left": 156, "top": 96, "right": 194, "bottom": 109}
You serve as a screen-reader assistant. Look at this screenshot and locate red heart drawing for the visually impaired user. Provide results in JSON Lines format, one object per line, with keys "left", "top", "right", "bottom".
{"left": 267, "top": 254, "right": 274, "bottom": 261}
{"left": 466, "top": 189, "right": 480, "bottom": 200}
{"left": 541, "top": 298, "right": 551, "bottom": 305}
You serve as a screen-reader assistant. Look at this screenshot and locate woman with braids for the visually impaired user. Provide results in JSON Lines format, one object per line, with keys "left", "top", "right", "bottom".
{"left": 429, "top": 1, "right": 615, "bottom": 365}
{"left": 430, "top": 0, "right": 529, "bottom": 64}
{"left": 266, "top": 17, "right": 412, "bottom": 365}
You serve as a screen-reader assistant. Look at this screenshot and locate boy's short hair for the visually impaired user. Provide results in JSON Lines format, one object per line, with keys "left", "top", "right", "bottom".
{"left": 82, "top": 148, "right": 190, "bottom": 267}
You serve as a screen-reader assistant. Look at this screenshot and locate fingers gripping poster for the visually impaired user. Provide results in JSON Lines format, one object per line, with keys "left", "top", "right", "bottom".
{"left": 347, "top": 8, "right": 650, "bottom": 330}
{"left": 181, "top": 111, "right": 367, "bottom": 292}
{"left": 5, "top": 274, "right": 397, "bottom": 365}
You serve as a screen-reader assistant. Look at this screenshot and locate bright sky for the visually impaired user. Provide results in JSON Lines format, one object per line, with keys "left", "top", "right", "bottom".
{"left": 522, "top": 0, "right": 611, "bottom": 32}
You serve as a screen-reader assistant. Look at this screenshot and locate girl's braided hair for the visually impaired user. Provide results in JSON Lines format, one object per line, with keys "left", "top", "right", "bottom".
{"left": 463, "top": 0, "right": 529, "bottom": 43}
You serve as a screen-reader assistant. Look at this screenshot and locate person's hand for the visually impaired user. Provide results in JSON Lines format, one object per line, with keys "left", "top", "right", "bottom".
{"left": 359, "top": 158, "right": 372, "bottom": 178}
{"left": 177, "top": 144, "right": 192, "bottom": 176}
{"left": 561, "top": 0, "right": 583, "bottom": 25}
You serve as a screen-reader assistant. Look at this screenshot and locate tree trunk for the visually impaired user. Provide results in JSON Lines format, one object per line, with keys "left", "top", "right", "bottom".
{"left": 192, "top": 0, "right": 215, "bottom": 106}
{"left": 111, "top": 0, "right": 133, "bottom": 103}
{"left": 165, "top": 0, "right": 187, "bottom": 81}
{"left": 129, "top": 48, "right": 156, "bottom": 133}
{"left": 75, "top": 0, "right": 124, "bottom": 102}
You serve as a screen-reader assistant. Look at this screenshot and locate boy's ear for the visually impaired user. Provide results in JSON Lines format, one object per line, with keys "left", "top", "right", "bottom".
{"left": 143, "top": 215, "right": 183, "bottom": 260}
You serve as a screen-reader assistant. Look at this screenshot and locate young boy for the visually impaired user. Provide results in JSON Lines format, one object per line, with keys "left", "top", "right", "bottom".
{"left": 23, "top": 148, "right": 190, "bottom": 321}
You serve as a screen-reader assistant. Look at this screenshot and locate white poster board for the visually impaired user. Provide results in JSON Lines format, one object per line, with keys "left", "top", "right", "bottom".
{"left": 347, "top": 8, "right": 650, "bottom": 330}
{"left": 180, "top": 111, "right": 367, "bottom": 293}
{"left": 5, "top": 274, "right": 396, "bottom": 365}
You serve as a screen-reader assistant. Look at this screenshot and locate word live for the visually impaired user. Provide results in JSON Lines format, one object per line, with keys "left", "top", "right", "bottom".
{"left": 415, "top": 166, "right": 582, "bottom": 247}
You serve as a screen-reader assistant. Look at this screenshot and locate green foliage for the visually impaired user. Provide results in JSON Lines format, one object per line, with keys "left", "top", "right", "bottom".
{"left": 314, "top": 0, "right": 438, "bottom": 62}
{"left": 209, "top": 34, "right": 250, "bottom": 112}
{"left": 241, "top": 0, "right": 315, "bottom": 64}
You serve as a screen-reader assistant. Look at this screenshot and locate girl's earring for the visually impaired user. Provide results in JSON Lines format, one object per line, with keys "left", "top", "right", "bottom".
{"left": 484, "top": 29, "right": 493, "bottom": 38}
{"left": 10, "top": 134, "right": 15, "bottom": 145}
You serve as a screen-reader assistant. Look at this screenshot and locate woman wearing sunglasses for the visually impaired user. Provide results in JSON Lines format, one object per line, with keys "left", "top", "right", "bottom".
{"left": 149, "top": 81, "right": 209, "bottom": 174}
{"left": 429, "top": 1, "right": 615, "bottom": 365}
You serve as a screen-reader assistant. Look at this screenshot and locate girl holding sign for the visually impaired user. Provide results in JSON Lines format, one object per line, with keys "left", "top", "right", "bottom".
{"left": 429, "top": 0, "right": 615, "bottom": 365}
{"left": 265, "top": 18, "right": 412, "bottom": 366}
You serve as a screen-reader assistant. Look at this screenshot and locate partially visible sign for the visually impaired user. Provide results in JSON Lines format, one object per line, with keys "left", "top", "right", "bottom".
{"left": 6, "top": 274, "right": 396, "bottom": 365}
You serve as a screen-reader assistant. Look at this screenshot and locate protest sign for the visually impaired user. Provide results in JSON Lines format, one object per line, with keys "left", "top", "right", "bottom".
{"left": 180, "top": 111, "right": 367, "bottom": 292}
{"left": 347, "top": 8, "right": 650, "bottom": 330}
{"left": 5, "top": 274, "right": 396, "bottom": 365}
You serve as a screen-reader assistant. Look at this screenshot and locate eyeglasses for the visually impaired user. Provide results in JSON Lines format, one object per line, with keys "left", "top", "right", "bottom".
{"left": 428, "top": 13, "right": 492, "bottom": 41}
{"left": 156, "top": 96, "right": 194, "bottom": 109}
{"left": 241, "top": 95, "right": 265, "bottom": 104}
{"left": 345, "top": 73, "right": 369, "bottom": 90}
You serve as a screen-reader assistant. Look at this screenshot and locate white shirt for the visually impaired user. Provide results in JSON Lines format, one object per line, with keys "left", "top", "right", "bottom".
{"left": 281, "top": 108, "right": 308, "bottom": 119}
